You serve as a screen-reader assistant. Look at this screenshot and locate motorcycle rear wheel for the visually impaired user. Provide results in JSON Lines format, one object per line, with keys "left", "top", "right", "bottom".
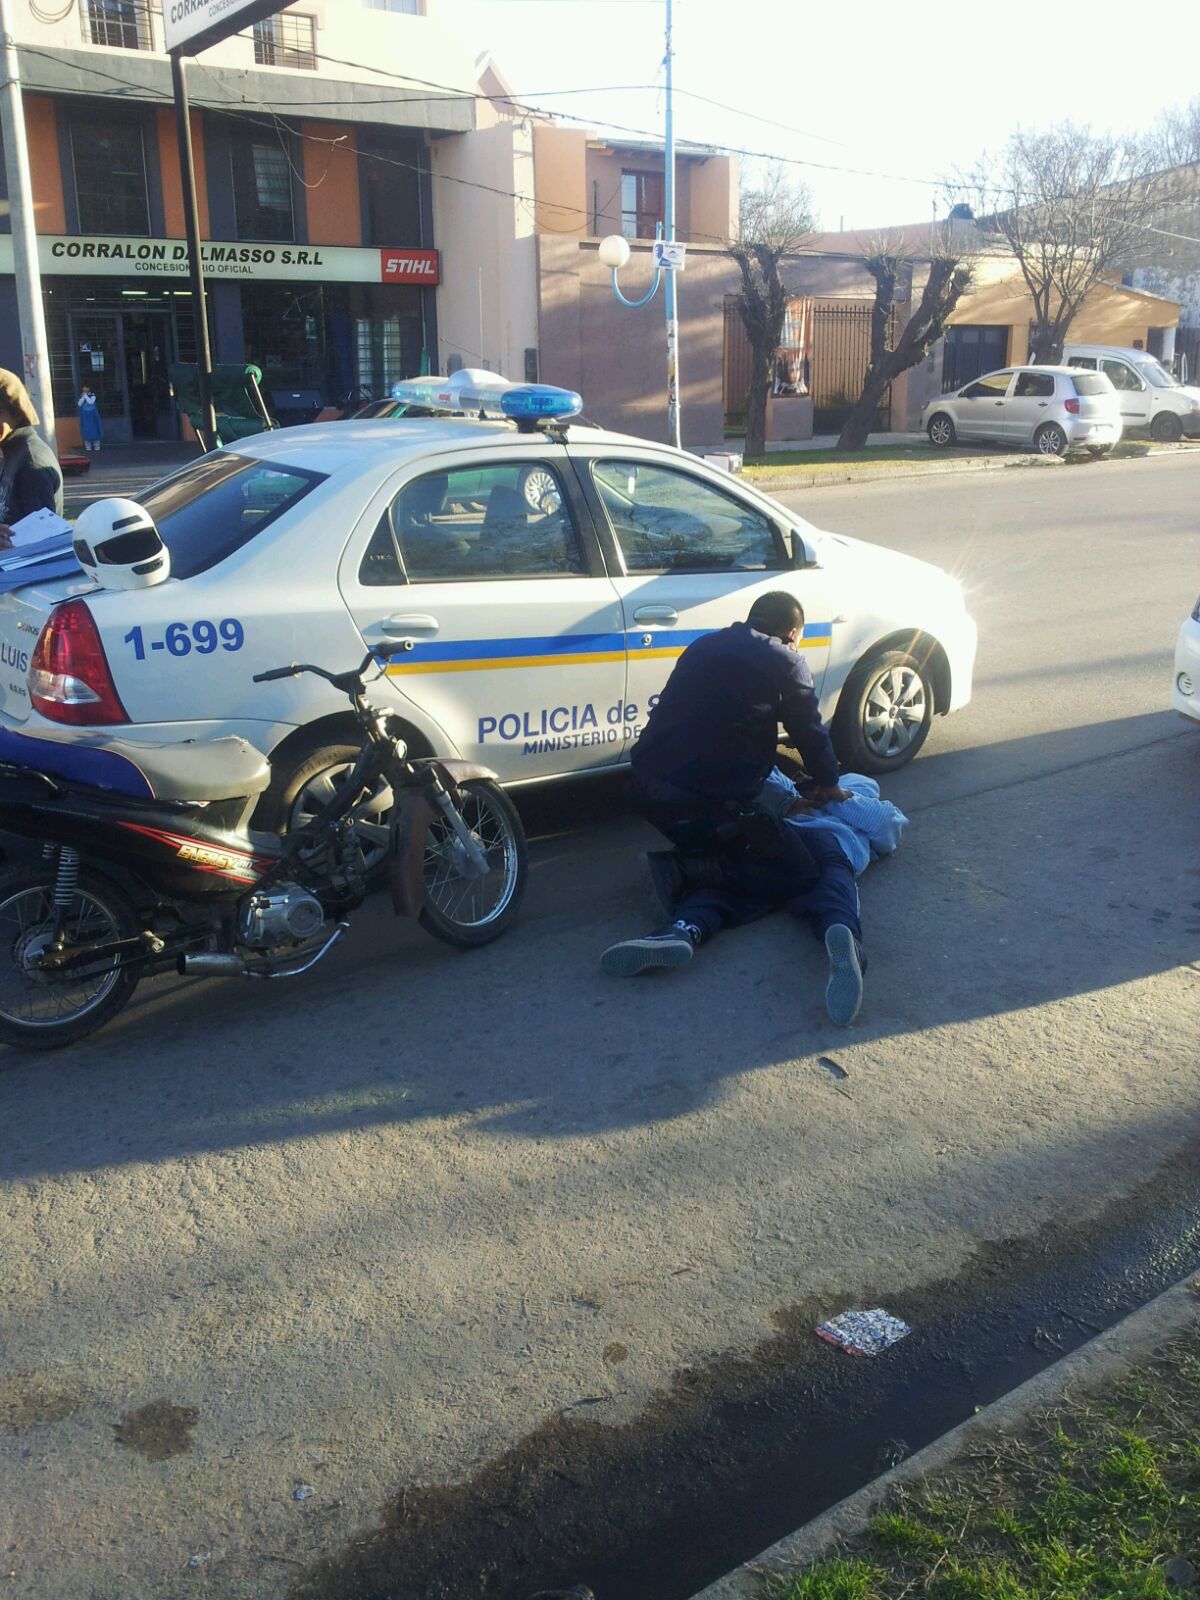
{"left": 0, "top": 867, "right": 141, "bottom": 1051}
{"left": 419, "top": 779, "right": 527, "bottom": 948}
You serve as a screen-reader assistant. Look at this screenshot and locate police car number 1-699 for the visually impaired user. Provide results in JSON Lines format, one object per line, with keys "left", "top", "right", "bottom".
{"left": 122, "top": 619, "right": 245, "bottom": 659}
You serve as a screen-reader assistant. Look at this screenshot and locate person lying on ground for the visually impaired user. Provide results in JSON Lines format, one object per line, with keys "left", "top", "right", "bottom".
{"left": 601, "top": 590, "right": 892, "bottom": 1025}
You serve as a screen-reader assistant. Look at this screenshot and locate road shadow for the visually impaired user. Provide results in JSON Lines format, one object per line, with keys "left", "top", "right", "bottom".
{"left": 1, "top": 714, "right": 1197, "bottom": 1178}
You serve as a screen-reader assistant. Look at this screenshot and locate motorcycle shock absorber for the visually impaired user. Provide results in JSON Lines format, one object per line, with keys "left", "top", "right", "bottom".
{"left": 51, "top": 846, "right": 81, "bottom": 945}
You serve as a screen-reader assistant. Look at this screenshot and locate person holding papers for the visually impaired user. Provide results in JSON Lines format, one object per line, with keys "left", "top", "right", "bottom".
{"left": 0, "top": 369, "right": 64, "bottom": 550}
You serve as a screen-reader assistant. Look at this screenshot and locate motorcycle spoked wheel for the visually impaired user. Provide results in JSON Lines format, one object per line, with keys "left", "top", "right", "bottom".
{"left": 418, "top": 779, "right": 527, "bottom": 948}
{"left": 0, "top": 867, "right": 141, "bottom": 1051}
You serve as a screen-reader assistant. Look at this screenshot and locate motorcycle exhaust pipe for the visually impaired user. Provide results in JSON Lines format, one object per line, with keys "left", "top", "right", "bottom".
{"left": 179, "top": 952, "right": 248, "bottom": 976}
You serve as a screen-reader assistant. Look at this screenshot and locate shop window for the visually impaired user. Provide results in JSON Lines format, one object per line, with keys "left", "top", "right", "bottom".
{"left": 620, "top": 171, "right": 663, "bottom": 240}
{"left": 253, "top": 14, "right": 317, "bottom": 70}
{"left": 80, "top": 0, "right": 156, "bottom": 50}
{"left": 69, "top": 107, "right": 150, "bottom": 235}
{"left": 363, "top": 0, "right": 421, "bottom": 10}
{"left": 230, "top": 131, "right": 294, "bottom": 241}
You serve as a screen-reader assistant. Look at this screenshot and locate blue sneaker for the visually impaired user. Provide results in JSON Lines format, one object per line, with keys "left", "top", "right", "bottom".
{"left": 601, "top": 920, "right": 701, "bottom": 977}
{"left": 824, "top": 924, "right": 864, "bottom": 1025}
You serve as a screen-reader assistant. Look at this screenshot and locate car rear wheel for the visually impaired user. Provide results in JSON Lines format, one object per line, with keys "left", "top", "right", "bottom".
{"left": 1035, "top": 422, "right": 1068, "bottom": 456}
{"left": 258, "top": 740, "right": 393, "bottom": 880}
{"left": 831, "top": 648, "right": 935, "bottom": 774}
{"left": 927, "top": 413, "right": 956, "bottom": 447}
{"left": 1151, "top": 412, "right": 1183, "bottom": 443}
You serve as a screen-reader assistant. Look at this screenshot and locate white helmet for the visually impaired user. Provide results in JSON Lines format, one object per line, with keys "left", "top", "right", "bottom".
{"left": 73, "top": 498, "right": 170, "bottom": 591}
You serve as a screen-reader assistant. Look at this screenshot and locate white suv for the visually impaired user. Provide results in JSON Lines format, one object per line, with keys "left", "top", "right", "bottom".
{"left": 923, "top": 365, "right": 1122, "bottom": 456}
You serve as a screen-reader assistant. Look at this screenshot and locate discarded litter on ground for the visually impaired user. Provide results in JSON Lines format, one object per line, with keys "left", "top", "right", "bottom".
{"left": 816, "top": 1308, "right": 910, "bottom": 1357}
{"left": 293, "top": 1484, "right": 316, "bottom": 1502}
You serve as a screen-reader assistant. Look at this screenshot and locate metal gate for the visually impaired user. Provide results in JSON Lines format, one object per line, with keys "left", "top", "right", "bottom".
{"left": 809, "top": 300, "right": 892, "bottom": 431}
{"left": 723, "top": 298, "right": 892, "bottom": 431}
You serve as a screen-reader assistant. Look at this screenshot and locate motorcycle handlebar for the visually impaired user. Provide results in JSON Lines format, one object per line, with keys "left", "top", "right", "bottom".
{"left": 252, "top": 664, "right": 302, "bottom": 683}
{"left": 254, "top": 642, "right": 413, "bottom": 689}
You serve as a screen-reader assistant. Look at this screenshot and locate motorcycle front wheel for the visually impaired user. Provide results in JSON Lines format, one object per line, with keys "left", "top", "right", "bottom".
{"left": 0, "top": 867, "right": 141, "bottom": 1051}
{"left": 419, "top": 779, "right": 527, "bottom": 948}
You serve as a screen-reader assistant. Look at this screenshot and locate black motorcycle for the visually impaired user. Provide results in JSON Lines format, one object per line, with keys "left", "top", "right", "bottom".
{"left": 0, "top": 646, "right": 527, "bottom": 1050}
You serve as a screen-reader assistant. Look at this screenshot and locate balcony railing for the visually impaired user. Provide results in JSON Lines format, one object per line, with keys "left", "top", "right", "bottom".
{"left": 253, "top": 14, "right": 317, "bottom": 71}
{"left": 79, "top": 0, "right": 160, "bottom": 51}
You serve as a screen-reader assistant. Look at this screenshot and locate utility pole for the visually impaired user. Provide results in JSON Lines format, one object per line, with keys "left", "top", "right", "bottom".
{"left": 0, "top": 0, "right": 55, "bottom": 450}
{"left": 663, "top": 0, "right": 681, "bottom": 449}
{"left": 170, "top": 53, "right": 217, "bottom": 447}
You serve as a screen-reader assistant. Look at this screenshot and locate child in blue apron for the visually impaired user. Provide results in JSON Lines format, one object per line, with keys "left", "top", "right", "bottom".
{"left": 77, "top": 385, "right": 104, "bottom": 452}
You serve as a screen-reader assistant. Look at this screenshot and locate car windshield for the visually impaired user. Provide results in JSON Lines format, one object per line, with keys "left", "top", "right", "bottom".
{"left": 1134, "top": 357, "right": 1178, "bottom": 388}
{"left": 139, "top": 453, "right": 326, "bottom": 579}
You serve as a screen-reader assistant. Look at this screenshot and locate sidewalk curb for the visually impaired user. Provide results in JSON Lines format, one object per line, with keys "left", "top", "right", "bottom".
{"left": 690, "top": 1275, "right": 1200, "bottom": 1600}
{"left": 744, "top": 454, "right": 1065, "bottom": 492}
{"left": 740, "top": 440, "right": 1200, "bottom": 491}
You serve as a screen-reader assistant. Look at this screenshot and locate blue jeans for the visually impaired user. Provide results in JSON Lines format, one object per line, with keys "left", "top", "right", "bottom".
{"left": 628, "top": 773, "right": 864, "bottom": 957}
{"left": 675, "top": 827, "right": 863, "bottom": 954}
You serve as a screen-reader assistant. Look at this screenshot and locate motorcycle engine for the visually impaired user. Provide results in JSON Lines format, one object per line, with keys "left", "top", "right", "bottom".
{"left": 237, "top": 884, "right": 326, "bottom": 948}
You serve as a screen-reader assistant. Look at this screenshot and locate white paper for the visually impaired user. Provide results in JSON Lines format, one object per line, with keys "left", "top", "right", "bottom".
{"left": 7, "top": 507, "right": 73, "bottom": 549}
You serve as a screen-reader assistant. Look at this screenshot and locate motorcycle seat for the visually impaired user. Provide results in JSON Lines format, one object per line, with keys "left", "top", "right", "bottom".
{"left": 100, "top": 735, "right": 272, "bottom": 802}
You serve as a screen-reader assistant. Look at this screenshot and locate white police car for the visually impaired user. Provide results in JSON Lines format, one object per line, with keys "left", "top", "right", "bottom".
{"left": 0, "top": 374, "right": 976, "bottom": 837}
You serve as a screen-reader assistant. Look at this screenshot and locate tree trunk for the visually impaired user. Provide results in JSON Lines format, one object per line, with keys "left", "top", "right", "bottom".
{"left": 837, "top": 368, "right": 891, "bottom": 451}
{"left": 744, "top": 337, "right": 774, "bottom": 458}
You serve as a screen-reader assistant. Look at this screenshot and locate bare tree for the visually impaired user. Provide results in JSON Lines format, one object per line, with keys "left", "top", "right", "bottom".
{"left": 728, "top": 167, "right": 814, "bottom": 458}
{"left": 1152, "top": 96, "right": 1200, "bottom": 169}
{"left": 969, "top": 124, "right": 1163, "bottom": 363}
{"left": 836, "top": 231, "right": 974, "bottom": 451}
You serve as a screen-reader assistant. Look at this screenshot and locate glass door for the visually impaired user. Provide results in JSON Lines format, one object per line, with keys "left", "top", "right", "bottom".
{"left": 68, "top": 312, "right": 129, "bottom": 442}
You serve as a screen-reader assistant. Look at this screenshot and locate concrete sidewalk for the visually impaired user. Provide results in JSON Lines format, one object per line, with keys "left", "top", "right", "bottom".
{"left": 61, "top": 442, "right": 200, "bottom": 508}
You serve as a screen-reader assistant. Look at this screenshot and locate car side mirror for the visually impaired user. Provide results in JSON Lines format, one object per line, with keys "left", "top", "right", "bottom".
{"left": 789, "top": 528, "right": 817, "bottom": 568}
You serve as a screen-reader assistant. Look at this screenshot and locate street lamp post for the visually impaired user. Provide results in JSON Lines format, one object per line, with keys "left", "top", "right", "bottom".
{"left": 598, "top": 0, "right": 681, "bottom": 450}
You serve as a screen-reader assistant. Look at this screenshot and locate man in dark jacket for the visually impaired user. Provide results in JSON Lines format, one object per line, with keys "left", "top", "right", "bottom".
{"left": 0, "top": 368, "right": 64, "bottom": 549}
{"left": 601, "top": 590, "right": 866, "bottom": 1024}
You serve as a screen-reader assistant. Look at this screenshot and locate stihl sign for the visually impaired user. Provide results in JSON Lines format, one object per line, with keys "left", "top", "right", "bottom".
{"left": 380, "top": 249, "right": 441, "bottom": 285}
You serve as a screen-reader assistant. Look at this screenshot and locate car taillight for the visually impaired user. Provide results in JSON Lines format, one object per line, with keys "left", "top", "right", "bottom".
{"left": 28, "top": 599, "right": 129, "bottom": 725}
{"left": 1064, "top": 398, "right": 1080, "bottom": 414}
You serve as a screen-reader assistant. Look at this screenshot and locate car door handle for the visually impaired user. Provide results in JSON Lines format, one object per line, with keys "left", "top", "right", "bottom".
{"left": 1038, "top": 401, "right": 1048, "bottom": 407}
{"left": 994, "top": 401, "right": 1005, "bottom": 407}
{"left": 381, "top": 613, "right": 440, "bottom": 635}
{"left": 632, "top": 605, "right": 679, "bottom": 625}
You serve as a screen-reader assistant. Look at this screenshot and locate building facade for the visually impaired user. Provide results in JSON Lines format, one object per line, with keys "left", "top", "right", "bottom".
{"left": 0, "top": 0, "right": 539, "bottom": 449}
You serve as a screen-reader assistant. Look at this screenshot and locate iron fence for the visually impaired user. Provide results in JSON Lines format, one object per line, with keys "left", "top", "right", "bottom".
{"left": 723, "top": 298, "right": 892, "bottom": 431}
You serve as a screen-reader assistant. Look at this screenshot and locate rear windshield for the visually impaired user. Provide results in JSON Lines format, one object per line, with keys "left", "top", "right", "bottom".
{"left": 1071, "top": 373, "right": 1112, "bottom": 397}
{"left": 138, "top": 453, "right": 326, "bottom": 579}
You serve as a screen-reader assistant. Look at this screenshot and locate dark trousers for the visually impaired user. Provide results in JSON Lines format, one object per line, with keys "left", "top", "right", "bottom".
{"left": 629, "top": 773, "right": 864, "bottom": 954}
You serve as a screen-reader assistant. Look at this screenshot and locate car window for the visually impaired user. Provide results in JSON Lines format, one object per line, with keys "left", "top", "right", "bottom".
{"left": 961, "top": 372, "right": 1013, "bottom": 398}
{"left": 590, "top": 460, "right": 780, "bottom": 574}
{"left": 359, "top": 461, "right": 585, "bottom": 585}
{"left": 1013, "top": 372, "right": 1055, "bottom": 398}
{"left": 1101, "top": 359, "right": 1144, "bottom": 392}
{"left": 139, "top": 453, "right": 326, "bottom": 580}
{"left": 1067, "top": 356, "right": 1098, "bottom": 370}
{"left": 1071, "top": 373, "right": 1112, "bottom": 397}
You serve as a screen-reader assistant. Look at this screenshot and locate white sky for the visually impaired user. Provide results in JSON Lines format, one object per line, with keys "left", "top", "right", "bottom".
{"left": 438, "top": 0, "right": 1198, "bottom": 230}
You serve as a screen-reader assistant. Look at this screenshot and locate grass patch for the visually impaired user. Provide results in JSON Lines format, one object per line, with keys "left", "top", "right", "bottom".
{"left": 770, "top": 1327, "right": 1200, "bottom": 1600}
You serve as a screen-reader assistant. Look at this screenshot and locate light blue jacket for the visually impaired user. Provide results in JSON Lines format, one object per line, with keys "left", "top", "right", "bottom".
{"left": 755, "top": 768, "right": 907, "bottom": 877}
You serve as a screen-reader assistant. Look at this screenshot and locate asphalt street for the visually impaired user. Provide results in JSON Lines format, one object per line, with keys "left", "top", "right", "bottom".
{"left": 1, "top": 453, "right": 1197, "bottom": 1599}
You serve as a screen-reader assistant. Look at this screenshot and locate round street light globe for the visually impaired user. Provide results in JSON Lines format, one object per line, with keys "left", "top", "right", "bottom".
{"left": 598, "top": 234, "right": 631, "bottom": 270}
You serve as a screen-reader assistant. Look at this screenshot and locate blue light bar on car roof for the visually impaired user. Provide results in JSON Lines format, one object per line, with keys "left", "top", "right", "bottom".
{"left": 389, "top": 369, "right": 582, "bottom": 422}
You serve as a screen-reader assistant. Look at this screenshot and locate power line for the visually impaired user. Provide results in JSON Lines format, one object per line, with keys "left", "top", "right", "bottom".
{"left": 237, "top": 37, "right": 954, "bottom": 189}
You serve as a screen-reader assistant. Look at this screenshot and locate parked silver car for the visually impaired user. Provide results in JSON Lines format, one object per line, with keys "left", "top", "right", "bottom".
{"left": 923, "top": 365, "right": 1123, "bottom": 457}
